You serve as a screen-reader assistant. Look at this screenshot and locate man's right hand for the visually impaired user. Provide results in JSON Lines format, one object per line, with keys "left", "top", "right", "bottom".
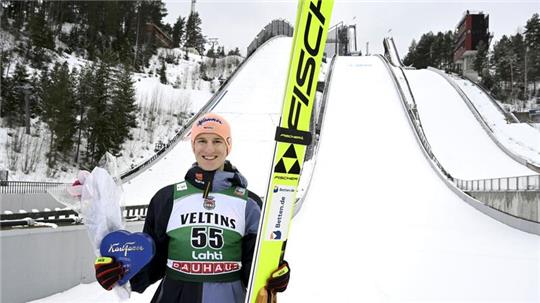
{"left": 95, "top": 257, "right": 125, "bottom": 290}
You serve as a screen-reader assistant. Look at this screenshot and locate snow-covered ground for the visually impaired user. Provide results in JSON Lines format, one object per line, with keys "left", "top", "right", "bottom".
{"left": 122, "top": 37, "right": 292, "bottom": 206}
{"left": 286, "top": 55, "right": 540, "bottom": 302}
{"left": 448, "top": 74, "right": 540, "bottom": 168}
{"left": 404, "top": 68, "right": 536, "bottom": 179}
{"left": 29, "top": 39, "right": 540, "bottom": 303}
{"left": 0, "top": 28, "right": 241, "bottom": 182}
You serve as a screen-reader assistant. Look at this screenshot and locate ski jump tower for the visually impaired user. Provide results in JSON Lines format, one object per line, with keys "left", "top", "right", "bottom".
{"left": 191, "top": 0, "right": 196, "bottom": 15}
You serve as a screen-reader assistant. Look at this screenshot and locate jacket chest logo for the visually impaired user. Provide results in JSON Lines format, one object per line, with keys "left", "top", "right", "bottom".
{"left": 203, "top": 196, "right": 216, "bottom": 210}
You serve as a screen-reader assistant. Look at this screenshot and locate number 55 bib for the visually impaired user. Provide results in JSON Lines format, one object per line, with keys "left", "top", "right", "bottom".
{"left": 166, "top": 181, "right": 248, "bottom": 282}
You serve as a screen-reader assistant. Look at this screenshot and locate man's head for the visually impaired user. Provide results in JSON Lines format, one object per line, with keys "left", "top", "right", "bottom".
{"left": 190, "top": 113, "right": 232, "bottom": 171}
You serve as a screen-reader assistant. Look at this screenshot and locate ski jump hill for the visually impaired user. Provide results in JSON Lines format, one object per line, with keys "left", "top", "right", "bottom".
{"left": 1, "top": 35, "right": 539, "bottom": 303}
{"left": 120, "top": 36, "right": 540, "bottom": 302}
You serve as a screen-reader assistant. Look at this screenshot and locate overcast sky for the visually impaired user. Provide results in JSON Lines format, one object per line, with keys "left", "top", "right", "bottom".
{"left": 163, "top": 0, "right": 539, "bottom": 57}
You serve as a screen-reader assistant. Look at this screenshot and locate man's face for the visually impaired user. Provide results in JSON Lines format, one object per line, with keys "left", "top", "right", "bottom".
{"left": 192, "top": 133, "right": 228, "bottom": 171}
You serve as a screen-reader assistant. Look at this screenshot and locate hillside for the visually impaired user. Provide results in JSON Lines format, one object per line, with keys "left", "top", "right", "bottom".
{"left": 0, "top": 28, "right": 243, "bottom": 182}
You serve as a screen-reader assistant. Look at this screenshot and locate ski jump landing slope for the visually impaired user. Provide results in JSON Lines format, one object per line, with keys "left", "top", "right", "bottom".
{"left": 122, "top": 37, "right": 292, "bottom": 206}
{"left": 283, "top": 56, "right": 540, "bottom": 302}
{"left": 404, "top": 68, "right": 536, "bottom": 179}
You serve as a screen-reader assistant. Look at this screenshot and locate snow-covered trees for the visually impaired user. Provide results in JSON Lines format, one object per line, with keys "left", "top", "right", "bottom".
{"left": 402, "top": 31, "right": 455, "bottom": 70}
{"left": 40, "top": 62, "right": 77, "bottom": 167}
{"left": 185, "top": 12, "right": 206, "bottom": 56}
{"left": 84, "top": 62, "right": 138, "bottom": 166}
{"left": 172, "top": 16, "right": 186, "bottom": 48}
{"left": 2, "top": 63, "right": 31, "bottom": 128}
{"left": 524, "top": 13, "right": 540, "bottom": 98}
{"left": 404, "top": 13, "right": 540, "bottom": 105}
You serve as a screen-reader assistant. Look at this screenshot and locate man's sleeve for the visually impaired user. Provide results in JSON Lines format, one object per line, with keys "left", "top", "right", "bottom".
{"left": 130, "top": 185, "right": 173, "bottom": 293}
{"left": 241, "top": 192, "right": 262, "bottom": 287}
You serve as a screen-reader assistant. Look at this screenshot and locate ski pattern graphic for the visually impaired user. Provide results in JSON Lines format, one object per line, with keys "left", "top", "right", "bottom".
{"left": 246, "top": 1, "right": 333, "bottom": 302}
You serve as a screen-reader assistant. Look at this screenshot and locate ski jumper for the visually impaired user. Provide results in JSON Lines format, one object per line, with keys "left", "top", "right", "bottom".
{"left": 130, "top": 162, "right": 261, "bottom": 303}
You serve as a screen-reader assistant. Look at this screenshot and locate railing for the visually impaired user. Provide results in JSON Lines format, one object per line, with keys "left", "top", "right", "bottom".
{"left": 383, "top": 37, "right": 404, "bottom": 67}
{"left": 119, "top": 82, "right": 229, "bottom": 182}
{"left": 377, "top": 55, "right": 453, "bottom": 181}
{"left": 455, "top": 175, "right": 540, "bottom": 192}
{"left": 429, "top": 67, "right": 540, "bottom": 173}
{"left": 325, "top": 22, "right": 355, "bottom": 57}
{"left": 378, "top": 54, "right": 540, "bottom": 234}
{"left": 454, "top": 73, "right": 519, "bottom": 123}
{"left": 1, "top": 33, "right": 294, "bottom": 195}
{"left": 0, "top": 204, "right": 149, "bottom": 228}
{"left": 295, "top": 55, "right": 337, "bottom": 216}
{"left": 0, "top": 181, "right": 70, "bottom": 194}
{"left": 247, "top": 19, "right": 293, "bottom": 57}
{"left": 121, "top": 25, "right": 295, "bottom": 182}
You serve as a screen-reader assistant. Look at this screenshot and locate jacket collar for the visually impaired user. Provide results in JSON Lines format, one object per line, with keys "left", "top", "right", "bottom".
{"left": 185, "top": 161, "right": 248, "bottom": 197}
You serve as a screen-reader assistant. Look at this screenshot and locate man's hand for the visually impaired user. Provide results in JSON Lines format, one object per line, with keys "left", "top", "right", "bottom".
{"left": 256, "top": 261, "right": 290, "bottom": 303}
{"left": 95, "top": 257, "right": 125, "bottom": 290}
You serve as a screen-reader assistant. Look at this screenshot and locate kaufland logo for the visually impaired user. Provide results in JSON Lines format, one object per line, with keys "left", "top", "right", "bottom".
{"left": 108, "top": 242, "right": 145, "bottom": 257}
{"left": 171, "top": 261, "right": 241, "bottom": 275}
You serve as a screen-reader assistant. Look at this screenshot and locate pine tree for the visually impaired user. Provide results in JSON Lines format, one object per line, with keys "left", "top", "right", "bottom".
{"left": 525, "top": 13, "right": 540, "bottom": 96}
{"left": 173, "top": 16, "right": 186, "bottom": 48}
{"left": 442, "top": 31, "right": 456, "bottom": 70}
{"left": 86, "top": 61, "right": 113, "bottom": 165}
{"left": 74, "top": 64, "right": 94, "bottom": 163}
{"left": 140, "top": 0, "right": 168, "bottom": 27}
{"left": 110, "top": 64, "right": 138, "bottom": 155}
{"left": 41, "top": 62, "right": 77, "bottom": 167}
{"left": 159, "top": 61, "right": 168, "bottom": 84}
{"left": 474, "top": 40, "right": 489, "bottom": 75}
{"left": 207, "top": 46, "right": 216, "bottom": 58}
{"left": 3, "top": 63, "right": 30, "bottom": 128}
{"left": 185, "top": 12, "right": 205, "bottom": 55}
{"left": 28, "top": 8, "right": 54, "bottom": 50}
{"left": 227, "top": 47, "right": 241, "bottom": 56}
{"left": 511, "top": 33, "right": 526, "bottom": 100}
{"left": 492, "top": 35, "right": 516, "bottom": 101}
{"left": 403, "top": 39, "right": 418, "bottom": 67}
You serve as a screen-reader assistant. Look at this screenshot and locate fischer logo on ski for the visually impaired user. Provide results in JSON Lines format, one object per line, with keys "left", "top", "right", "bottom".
{"left": 246, "top": 1, "right": 333, "bottom": 302}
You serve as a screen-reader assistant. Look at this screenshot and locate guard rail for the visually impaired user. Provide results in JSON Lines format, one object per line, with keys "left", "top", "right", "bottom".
{"left": 0, "top": 181, "right": 69, "bottom": 194}
{"left": 378, "top": 54, "right": 539, "bottom": 234}
{"left": 429, "top": 67, "right": 540, "bottom": 173}
{"left": 455, "top": 175, "right": 540, "bottom": 192}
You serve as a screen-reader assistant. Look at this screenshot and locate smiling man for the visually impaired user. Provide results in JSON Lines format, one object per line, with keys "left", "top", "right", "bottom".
{"left": 94, "top": 113, "right": 290, "bottom": 303}
{"left": 190, "top": 113, "right": 233, "bottom": 171}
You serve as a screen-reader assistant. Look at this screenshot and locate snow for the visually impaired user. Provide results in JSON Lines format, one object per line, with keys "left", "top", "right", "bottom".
{"left": 61, "top": 23, "right": 77, "bottom": 35}
{"left": 286, "top": 56, "right": 540, "bottom": 302}
{"left": 0, "top": 127, "right": 7, "bottom": 171}
{"left": 448, "top": 74, "right": 540, "bottom": 168}
{"left": 122, "top": 37, "right": 291, "bottom": 206}
{"left": 0, "top": 34, "right": 231, "bottom": 182}
{"left": 404, "top": 68, "right": 536, "bottom": 179}
{"left": 24, "top": 39, "right": 540, "bottom": 302}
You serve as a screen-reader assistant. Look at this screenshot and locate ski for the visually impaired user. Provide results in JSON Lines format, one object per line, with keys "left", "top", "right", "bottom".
{"left": 245, "top": 1, "right": 333, "bottom": 302}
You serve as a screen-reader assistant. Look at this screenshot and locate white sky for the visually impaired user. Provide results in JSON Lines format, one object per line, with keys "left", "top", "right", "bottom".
{"left": 163, "top": 0, "right": 540, "bottom": 57}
